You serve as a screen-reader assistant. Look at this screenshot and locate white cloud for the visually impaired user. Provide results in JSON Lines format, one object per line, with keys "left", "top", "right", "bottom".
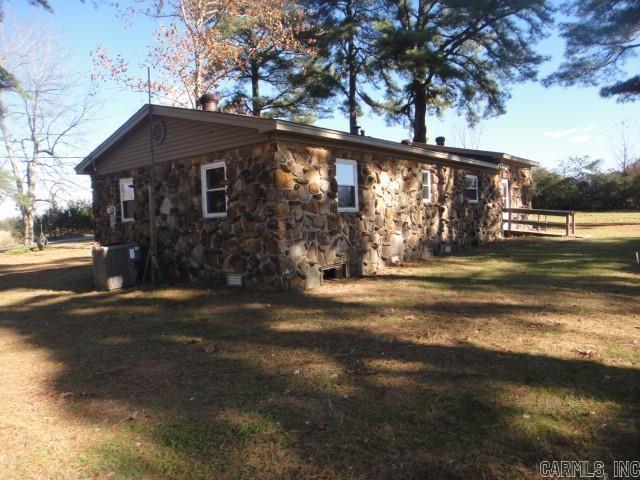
{"left": 569, "top": 135, "right": 591, "bottom": 144}
{"left": 542, "top": 128, "right": 578, "bottom": 139}
{"left": 542, "top": 126, "right": 597, "bottom": 144}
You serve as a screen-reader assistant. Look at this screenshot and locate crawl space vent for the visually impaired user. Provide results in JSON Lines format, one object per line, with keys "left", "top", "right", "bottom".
{"left": 226, "top": 273, "right": 243, "bottom": 287}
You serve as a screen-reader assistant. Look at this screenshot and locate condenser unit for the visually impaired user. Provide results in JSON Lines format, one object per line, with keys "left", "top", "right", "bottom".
{"left": 92, "top": 243, "right": 141, "bottom": 291}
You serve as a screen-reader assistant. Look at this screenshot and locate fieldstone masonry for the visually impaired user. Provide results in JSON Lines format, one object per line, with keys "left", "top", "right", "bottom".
{"left": 92, "top": 140, "right": 531, "bottom": 291}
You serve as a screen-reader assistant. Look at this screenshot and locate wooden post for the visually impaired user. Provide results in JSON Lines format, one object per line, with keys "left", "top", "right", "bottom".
{"left": 571, "top": 212, "right": 575, "bottom": 235}
{"left": 565, "top": 214, "right": 570, "bottom": 237}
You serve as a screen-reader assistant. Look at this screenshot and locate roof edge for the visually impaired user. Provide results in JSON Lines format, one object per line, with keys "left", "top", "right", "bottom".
{"left": 270, "top": 130, "right": 500, "bottom": 170}
{"left": 402, "top": 141, "right": 538, "bottom": 167}
{"left": 76, "top": 105, "right": 287, "bottom": 174}
{"left": 75, "top": 105, "right": 151, "bottom": 174}
{"left": 77, "top": 105, "right": 528, "bottom": 175}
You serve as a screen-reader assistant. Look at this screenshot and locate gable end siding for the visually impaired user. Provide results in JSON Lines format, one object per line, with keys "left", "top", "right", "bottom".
{"left": 93, "top": 115, "right": 269, "bottom": 175}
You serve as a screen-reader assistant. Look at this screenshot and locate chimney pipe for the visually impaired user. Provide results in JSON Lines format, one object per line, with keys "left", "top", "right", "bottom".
{"left": 435, "top": 136, "right": 446, "bottom": 146}
{"left": 197, "top": 93, "right": 217, "bottom": 111}
{"left": 360, "top": 129, "right": 365, "bottom": 136}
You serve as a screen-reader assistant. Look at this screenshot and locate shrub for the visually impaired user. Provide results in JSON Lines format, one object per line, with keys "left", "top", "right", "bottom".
{"left": 532, "top": 161, "right": 640, "bottom": 211}
{"left": 40, "top": 200, "right": 94, "bottom": 238}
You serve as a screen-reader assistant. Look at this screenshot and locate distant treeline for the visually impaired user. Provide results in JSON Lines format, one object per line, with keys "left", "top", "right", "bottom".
{"left": 3, "top": 200, "right": 93, "bottom": 241}
{"left": 532, "top": 157, "right": 640, "bottom": 211}
{"left": 41, "top": 200, "right": 93, "bottom": 238}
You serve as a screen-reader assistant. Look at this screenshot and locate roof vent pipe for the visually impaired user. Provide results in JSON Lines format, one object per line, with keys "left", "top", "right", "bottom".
{"left": 196, "top": 93, "right": 218, "bottom": 111}
{"left": 435, "top": 136, "right": 445, "bottom": 146}
{"left": 360, "top": 129, "right": 365, "bottom": 136}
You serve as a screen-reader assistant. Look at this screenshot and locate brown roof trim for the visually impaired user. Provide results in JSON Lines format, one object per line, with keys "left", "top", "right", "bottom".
{"left": 269, "top": 132, "right": 500, "bottom": 171}
{"left": 402, "top": 140, "right": 538, "bottom": 167}
{"left": 76, "top": 105, "right": 507, "bottom": 174}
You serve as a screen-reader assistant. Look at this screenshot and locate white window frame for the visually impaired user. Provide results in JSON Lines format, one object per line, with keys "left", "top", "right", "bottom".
{"left": 201, "top": 161, "right": 227, "bottom": 218}
{"left": 421, "top": 169, "right": 432, "bottom": 204}
{"left": 464, "top": 174, "right": 479, "bottom": 204}
{"left": 336, "top": 158, "right": 359, "bottom": 213}
{"left": 119, "top": 177, "right": 135, "bottom": 223}
{"left": 501, "top": 178, "right": 510, "bottom": 209}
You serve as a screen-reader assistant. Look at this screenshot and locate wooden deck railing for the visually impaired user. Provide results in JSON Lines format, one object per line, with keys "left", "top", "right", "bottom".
{"left": 503, "top": 208, "right": 576, "bottom": 236}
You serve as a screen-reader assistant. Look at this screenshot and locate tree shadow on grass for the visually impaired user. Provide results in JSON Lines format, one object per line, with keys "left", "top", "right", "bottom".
{"left": 0, "top": 234, "right": 639, "bottom": 478}
{"left": 0, "top": 255, "right": 94, "bottom": 293}
{"left": 0, "top": 281, "right": 639, "bottom": 479}
{"left": 376, "top": 236, "right": 640, "bottom": 304}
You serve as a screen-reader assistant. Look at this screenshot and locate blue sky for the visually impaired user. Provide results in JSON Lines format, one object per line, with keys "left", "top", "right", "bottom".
{"left": 1, "top": 0, "right": 639, "bottom": 218}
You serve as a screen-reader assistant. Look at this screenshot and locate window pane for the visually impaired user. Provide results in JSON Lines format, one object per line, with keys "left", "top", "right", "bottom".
{"left": 464, "top": 175, "right": 477, "bottom": 190}
{"left": 120, "top": 180, "right": 134, "bottom": 201}
{"left": 206, "top": 167, "right": 225, "bottom": 189}
{"left": 465, "top": 187, "right": 478, "bottom": 201}
{"left": 336, "top": 162, "right": 355, "bottom": 186}
{"left": 206, "top": 190, "right": 226, "bottom": 214}
{"left": 422, "top": 171, "right": 430, "bottom": 202}
{"left": 338, "top": 185, "right": 355, "bottom": 208}
{"left": 123, "top": 200, "right": 134, "bottom": 219}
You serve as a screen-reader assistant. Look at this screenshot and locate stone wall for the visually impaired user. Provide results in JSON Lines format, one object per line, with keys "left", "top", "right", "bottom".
{"left": 501, "top": 162, "right": 532, "bottom": 209}
{"left": 92, "top": 143, "right": 286, "bottom": 289}
{"left": 91, "top": 140, "right": 532, "bottom": 291}
{"left": 500, "top": 162, "right": 534, "bottom": 230}
{"left": 271, "top": 142, "right": 516, "bottom": 286}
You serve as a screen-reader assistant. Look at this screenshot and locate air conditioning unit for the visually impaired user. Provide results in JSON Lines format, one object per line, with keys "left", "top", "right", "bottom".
{"left": 92, "top": 243, "right": 141, "bottom": 291}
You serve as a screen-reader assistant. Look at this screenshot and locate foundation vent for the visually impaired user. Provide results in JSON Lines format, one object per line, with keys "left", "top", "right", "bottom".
{"left": 226, "top": 273, "right": 243, "bottom": 287}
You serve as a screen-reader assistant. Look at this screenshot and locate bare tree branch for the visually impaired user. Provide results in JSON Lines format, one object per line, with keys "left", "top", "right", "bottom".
{"left": 0, "top": 17, "right": 97, "bottom": 246}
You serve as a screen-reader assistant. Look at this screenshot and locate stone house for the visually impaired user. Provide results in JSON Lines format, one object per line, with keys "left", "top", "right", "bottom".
{"left": 76, "top": 104, "right": 535, "bottom": 291}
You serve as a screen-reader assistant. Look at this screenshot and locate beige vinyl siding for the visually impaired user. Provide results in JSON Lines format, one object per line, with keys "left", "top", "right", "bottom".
{"left": 94, "top": 115, "right": 268, "bottom": 175}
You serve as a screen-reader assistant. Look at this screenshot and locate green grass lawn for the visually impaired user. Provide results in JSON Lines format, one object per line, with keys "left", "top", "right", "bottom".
{"left": 0, "top": 227, "right": 638, "bottom": 479}
{"left": 575, "top": 211, "right": 640, "bottom": 224}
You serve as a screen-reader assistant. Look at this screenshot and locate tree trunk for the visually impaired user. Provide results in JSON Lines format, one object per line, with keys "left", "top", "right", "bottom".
{"left": 347, "top": 0, "right": 359, "bottom": 135}
{"left": 25, "top": 136, "right": 39, "bottom": 248}
{"left": 413, "top": 81, "right": 428, "bottom": 143}
{"left": 348, "top": 52, "right": 358, "bottom": 134}
{"left": 23, "top": 209, "right": 34, "bottom": 247}
{"left": 251, "top": 60, "right": 261, "bottom": 117}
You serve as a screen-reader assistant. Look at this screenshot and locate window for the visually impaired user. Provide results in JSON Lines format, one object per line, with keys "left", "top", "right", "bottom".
{"left": 501, "top": 179, "right": 510, "bottom": 209}
{"left": 201, "top": 161, "right": 227, "bottom": 218}
{"left": 520, "top": 186, "right": 528, "bottom": 206}
{"left": 336, "top": 159, "right": 358, "bottom": 212}
{"left": 421, "top": 170, "right": 432, "bottom": 204}
{"left": 119, "top": 177, "right": 135, "bottom": 222}
{"left": 464, "top": 174, "right": 479, "bottom": 203}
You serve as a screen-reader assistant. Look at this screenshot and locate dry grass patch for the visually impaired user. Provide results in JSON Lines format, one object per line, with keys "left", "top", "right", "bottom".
{"left": 0, "top": 228, "right": 638, "bottom": 479}
{"left": 0, "top": 229, "right": 17, "bottom": 249}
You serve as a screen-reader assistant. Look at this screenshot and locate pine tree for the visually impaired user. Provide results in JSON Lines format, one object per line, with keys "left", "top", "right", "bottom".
{"left": 95, "top": 1, "right": 323, "bottom": 121}
{"left": 371, "top": 0, "right": 552, "bottom": 143}
{"left": 544, "top": 0, "right": 640, "bottom": 102}
{"left": 220, "top": 0, "right": 324, "bottom": 121}
{"left": 301, "top": 0, "right": 381, "bottom": 134}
